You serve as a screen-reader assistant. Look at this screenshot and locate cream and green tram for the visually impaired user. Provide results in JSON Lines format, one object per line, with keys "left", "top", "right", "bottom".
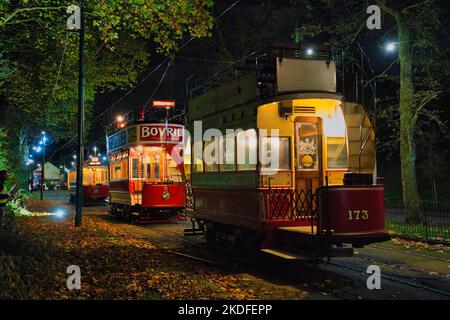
{"left": 187, "top": 47, "right": 389, "bottom": 259}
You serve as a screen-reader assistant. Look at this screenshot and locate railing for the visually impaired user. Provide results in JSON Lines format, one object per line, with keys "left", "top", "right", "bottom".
{"left": 185, "top": 180, "right": 194, "bottom": 216}
{"left": 188, "top": 46, "right": 334, "bottom": 100}
{"left": 265, "top": 187, "right": 319, "bottom": 233}
{"left": 386, "top": 206, "right": 449, "bottom": 244}
{"left": 358, "top": 113, "right": 374, "bottom": 173}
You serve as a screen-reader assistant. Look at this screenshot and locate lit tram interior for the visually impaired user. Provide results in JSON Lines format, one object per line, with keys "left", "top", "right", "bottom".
{"left": 68, "top": 160, "right": 109, "bottom": 202}
{"left": 108, "top": 146, "right": 183, "bottom": 205}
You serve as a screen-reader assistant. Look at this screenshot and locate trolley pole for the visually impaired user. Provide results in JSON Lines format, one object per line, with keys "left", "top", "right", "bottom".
{"left": 75, "top": 3, "right": 85, "bottom": 227}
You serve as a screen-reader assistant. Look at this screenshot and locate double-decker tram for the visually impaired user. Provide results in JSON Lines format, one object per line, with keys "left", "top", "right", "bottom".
{"left": 68, "top": 157, "right": 109, "bottom": 203}
{"left": 106, "top": 121, "right": 185, "bottom": 223}
{"left": 186, "top": 46, "right": 389, "bottom": 259}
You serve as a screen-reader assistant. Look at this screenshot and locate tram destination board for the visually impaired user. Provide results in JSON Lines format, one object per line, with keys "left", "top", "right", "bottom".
{"left": 152, "top": 100, "right": 176, "bottom": 108}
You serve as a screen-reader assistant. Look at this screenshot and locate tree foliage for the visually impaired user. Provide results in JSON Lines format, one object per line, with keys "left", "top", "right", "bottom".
{"left": 0, "top": 0, "right": 213, "bottom": 183}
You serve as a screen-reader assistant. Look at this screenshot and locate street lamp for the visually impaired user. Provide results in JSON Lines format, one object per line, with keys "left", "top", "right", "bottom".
{"left": 306, "top": 48, "right": 314, "bottom": 56}
{"left": 93, "top": 146, "right": 98, "bottom": 157}
{"left": 385, "top": 42, "right": 397, "bottom": 52}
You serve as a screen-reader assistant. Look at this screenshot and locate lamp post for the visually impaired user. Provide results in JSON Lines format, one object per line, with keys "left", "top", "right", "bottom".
{"left": 40, "top": 131, "right": 46, "bottom": 200}
{"left": 67, "top": 2, "right": 85, "bottom": 227}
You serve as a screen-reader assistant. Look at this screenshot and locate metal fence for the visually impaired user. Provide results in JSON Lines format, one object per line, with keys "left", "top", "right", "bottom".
{"left": 385, "top": 206, "right": 450, "bottom": 244}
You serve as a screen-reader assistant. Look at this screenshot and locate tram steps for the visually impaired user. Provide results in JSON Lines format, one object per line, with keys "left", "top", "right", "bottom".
{"left": 260, "top": 248, "right": 310, "bottom": 260}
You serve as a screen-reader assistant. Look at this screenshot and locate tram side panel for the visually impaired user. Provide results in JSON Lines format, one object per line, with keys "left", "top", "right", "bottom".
{"left": 192, "top": 187, "right": 265, "bottom": 231}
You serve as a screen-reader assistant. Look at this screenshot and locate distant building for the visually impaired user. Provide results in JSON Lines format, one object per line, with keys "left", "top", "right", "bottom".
{"left": 32, "top": 161, "right": 62, "bottom": 190}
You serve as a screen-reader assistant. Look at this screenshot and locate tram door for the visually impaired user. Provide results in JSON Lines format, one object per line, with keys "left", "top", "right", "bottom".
{"left": 295, "top": 117, "right": 323, "bottom": 194}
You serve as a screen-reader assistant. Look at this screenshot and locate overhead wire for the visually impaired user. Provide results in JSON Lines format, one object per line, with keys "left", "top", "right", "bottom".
{"left": 49, "top": 0, "right": 242, "bottom": 161}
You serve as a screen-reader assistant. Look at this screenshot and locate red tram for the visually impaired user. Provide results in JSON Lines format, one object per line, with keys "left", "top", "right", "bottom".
{"left": 106, "top": 122, "right": 186, "bottom": 223}
{"left": 68, "top": 157, "right": 109, "bottom": 203}
{"left": 186, "top": 46, "right": 389, "bottom": 259}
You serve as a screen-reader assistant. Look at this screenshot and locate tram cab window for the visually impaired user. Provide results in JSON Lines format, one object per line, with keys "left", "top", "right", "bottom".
{"left": 129, "top": 146, "right": 182, "bottom": 183}
{"left": 326, "top": 137, "right": 348, "bottom": 169}
{"left": 296, "top": 122, "right": 319, "bottom": 171}
{"left": 237, "top": 129, "right": 257, "bottom": 171}
{"left": 166, "top": 156, "right": 182, "bottom": 182}
{"left": 261, "top": 137, "right": 290, "bottom": 170}
{"left": 323, "top": 107, "right": 348, "bottom": 169}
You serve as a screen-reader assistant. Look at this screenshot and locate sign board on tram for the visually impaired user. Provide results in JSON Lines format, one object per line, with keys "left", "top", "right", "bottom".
{"left": 152, "top": 100, "right": 176, "bottom": 108}
{"left": 140, "top": 124, "right": 183, "bottom": 143}
{"left": 88, "top": 157, "right": 101, "bottom": 166}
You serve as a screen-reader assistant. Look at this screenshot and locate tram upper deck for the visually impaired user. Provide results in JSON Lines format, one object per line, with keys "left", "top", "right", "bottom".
{"left": 187, "top": 46, "right": 376, "bottom": 190}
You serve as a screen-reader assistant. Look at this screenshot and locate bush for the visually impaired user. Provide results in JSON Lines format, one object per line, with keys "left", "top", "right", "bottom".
{"left": 0, "top": 221, "right": 55, "bottom": 299}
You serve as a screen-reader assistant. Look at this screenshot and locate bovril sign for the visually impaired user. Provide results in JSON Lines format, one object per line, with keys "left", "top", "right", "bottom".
{"left": 139, "top": 124, "right": 184, "bottom": 143}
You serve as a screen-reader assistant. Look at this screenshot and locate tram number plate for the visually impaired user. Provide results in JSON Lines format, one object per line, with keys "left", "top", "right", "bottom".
{"left": 348, "top": 210, "right": 369, "bottom": 220}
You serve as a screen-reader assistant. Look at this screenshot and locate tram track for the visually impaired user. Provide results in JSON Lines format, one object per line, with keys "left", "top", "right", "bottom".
{"left": 324, "top": 260, "right": 450, "bottom": 299}
{"left": 369, "top": 244, "right": 450, "bottom": 262}
{"left": 167, "top": 241, "right": 450, "bottom": 300}
{"left": 350, "top": 248, "right": 450, "bottom": 281}
{"left": 91, "top": 210, "right": 450, "bottom": 299}
{"left": 164, "top": 239, "right": 376, "bottom": 300}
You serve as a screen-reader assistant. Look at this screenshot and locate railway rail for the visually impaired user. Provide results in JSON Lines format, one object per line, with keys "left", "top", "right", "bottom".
{"left": 325, "top": 261, "right": 450, "bottom": 299}
{"left": 165, "top": 239, "right": 450, "bottom": 300}
{"left": 369, "top": 244, "right": 449, "bottom": 263}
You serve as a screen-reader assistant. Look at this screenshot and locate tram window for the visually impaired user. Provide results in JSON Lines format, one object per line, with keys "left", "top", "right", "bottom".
{"left": 131, "top": 158, "right": 139, "bottom": 179}
{"left": 237, "top": 129, "right": 257, "bottom": 171}
{"left": 220, "top": 134, "right": 236, "bottom": 171}
{"left": 166, "top": 156, "right": 183, "bottom": 182}
{"left": 146, "top": 163, "right": 151, "bottom": 179}
{"left": 192, "top": 141, "right": 204, "bottom": 173}
{"left": 154, "top": 163, "right": 160, "bottom": 179}
{"left": 327, "top": 137, "right": 348, "bottom": 169}
{"left": 261, "top": 137, "right": 290, "bottom": 170}
{"left": 204, "top": 139, "right": 219, "bottom": 172}
{"left": 113, "top": 165, "right": 121, "bottom": 180}
{"left": 110, "top": 158, "right": 128, "bottom": 180}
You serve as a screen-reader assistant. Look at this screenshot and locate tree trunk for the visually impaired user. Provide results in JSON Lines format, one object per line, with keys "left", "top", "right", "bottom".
{"left": 397, "top": 14, "right": 421, "bottom": 221}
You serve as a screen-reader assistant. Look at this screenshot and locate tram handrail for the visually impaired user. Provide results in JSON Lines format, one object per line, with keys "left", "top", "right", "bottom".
{"left": 358, "top": 113, "right": 374, "bottom": 173}
{"left": 188, "top": 46, "right": 334, "bottom": 100}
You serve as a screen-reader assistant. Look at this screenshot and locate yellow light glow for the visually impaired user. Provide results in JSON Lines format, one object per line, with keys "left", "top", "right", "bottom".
{"left": 324, "top": 106, "right": 346, "bottom": 137}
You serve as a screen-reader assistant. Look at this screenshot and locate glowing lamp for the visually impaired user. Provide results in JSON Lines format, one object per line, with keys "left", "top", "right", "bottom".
{"left": 385, "top": 43, "right": 396, "bottom": 52}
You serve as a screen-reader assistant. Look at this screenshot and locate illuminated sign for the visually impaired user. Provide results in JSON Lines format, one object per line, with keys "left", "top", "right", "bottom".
{"left": 139, "top": 124, "right": 183, "bottom": 143}
{"left": 88, "top": 157, "right": 101, "bottom": 166}
{"left": 152, "top": 100, "right": 176, "bottom": 108}
{"left": 107, "top": 130, "right": 127, "bottom": 152}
